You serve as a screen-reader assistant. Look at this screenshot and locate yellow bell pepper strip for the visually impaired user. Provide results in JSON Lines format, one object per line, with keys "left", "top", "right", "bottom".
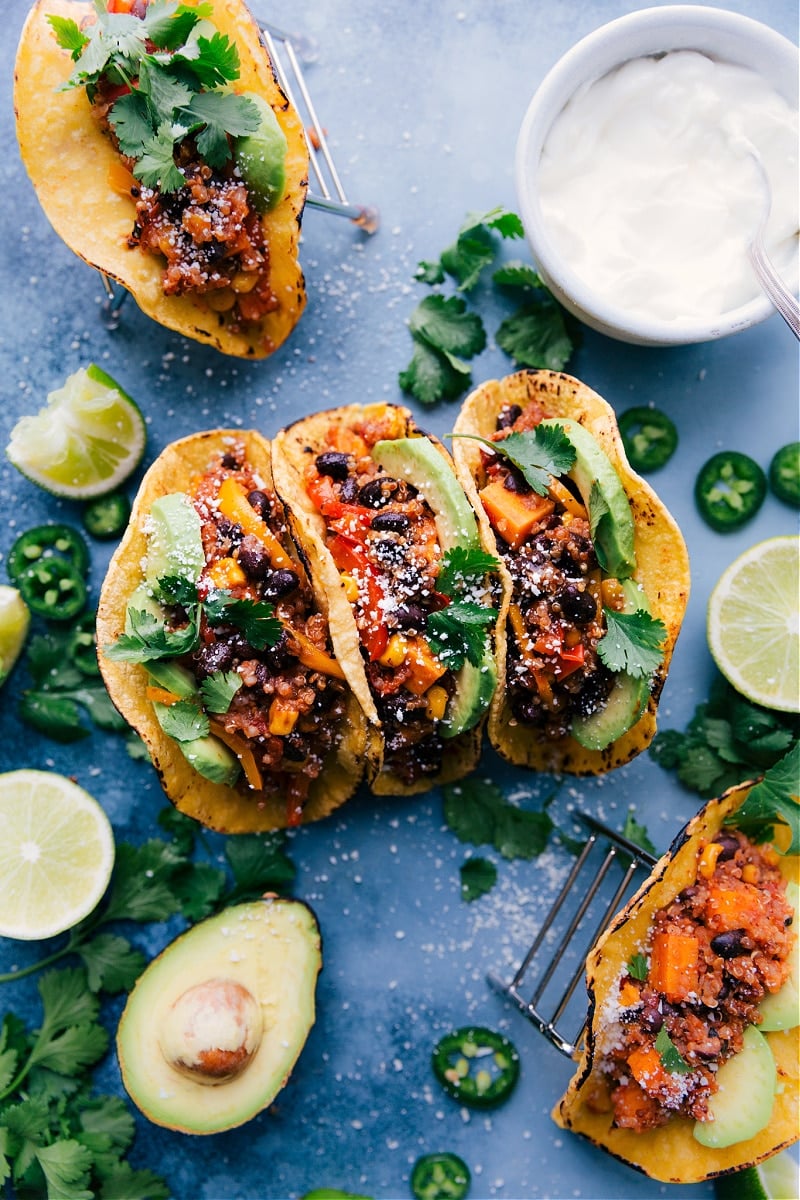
{"left": 216, "top": 477, "right": 294, "bottom": 571}
{"left": 208, "top": 720, "right": 263, "bottom": 792}
{"left": 547, "top": 475, "right": 587, "bottom": 518}
{"left": 283, "top": 624, "right": 346, "bottom": 680}
{"left": 206, "top": 555, "right": 247, "bottom": 590}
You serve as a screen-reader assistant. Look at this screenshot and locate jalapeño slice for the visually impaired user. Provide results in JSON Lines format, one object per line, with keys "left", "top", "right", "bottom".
{"left": 83, "top": 491, "right": 131, "bottom": 539}
{"left": 768, "top": 442, "right": 800, "bottom": 508}
{"left": 410, "top": 1153, "right": 470, "bottom": 1200}
{"left": 17, "top": 558, "right": 87, "bottom": 621}
{"left": 695, "top": 451, "right": 767, "bottom": 532}
{"left": 432, "top": 1026, "right": 520, "bottom": 1108}
{"left": 618, "top": 406, "right": 678, "bottom": 472}
{"left": 67, "top": 613, "right": 101, "bottom": 676}
{"left": 7, "top": 524, "right": 90, "bottom": 583}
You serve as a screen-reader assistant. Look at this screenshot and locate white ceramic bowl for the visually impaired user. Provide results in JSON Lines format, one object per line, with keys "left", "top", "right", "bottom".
{"left": 515, "top": 6, "right": 799, "bottom": 346}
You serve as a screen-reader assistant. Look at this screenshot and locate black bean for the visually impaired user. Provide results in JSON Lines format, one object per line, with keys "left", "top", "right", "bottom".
{"left": 358, "top": 478, "right": 395, "bottom": 508}
{"left": 261, "top": 631, "right": 291, "bottom": 672}
{"left": 195, "top": 640, "right": 235, "bottom": 677}
{"left": 315, "top": 451, "right": 350, "bottom": 480}
{"left": 511, "top": 693, "right": 543, "bottom": 725}
{"left": 371, "top": 510, "right": 410, "bottom": 533}
{"left": 247, "top": 489, "right": 271, "bottom": 519}
{"left": 711, "top": 929, "right": 747, "bottom": 959}
{"left": 497, "top": 404, "right": 522, "bottom": 430}
{"left": 502, "top": 467, "right": 529, "bottom": 494}
{"left": 221, "top": 452, "right": 240, "bottom": 469}
{"left": 340, "top": 475, "right": 360, "bottom": 503}
{"left": 237, "top": 539, "right": 272, "bottom": 580}
{"left": 393, "top": 602, "right": 426, "bottom": 631}
{"left": 712, "top": 833, "right": 740, "bottom": 862}
{"left": 556, "top": 584, "right": 596, "bottom": 625}
{"left": 262, "top": 568, "right": 300, "bottom": 599}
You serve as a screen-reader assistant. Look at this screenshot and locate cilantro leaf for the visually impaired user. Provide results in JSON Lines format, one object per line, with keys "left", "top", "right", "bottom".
{"left": 102, "top": 840, "right": 186, "bottom": 924}
{"left": 441, "top": 224, "right": 497, "bottom": 292}
{"left": 34, "top": 1139, "right": 94, "bottom": 1199}
{"left": 414, "top": 259, "right": 445, "bottom": 285}
{"left": 426, "top": 601, "right": 495, "bottom": 670}
{"left": 224, "top": 834, "right": 296, "bottom": 899}
{"left": 0, "top": 1026, "right": 17, "bottom": 1097}
{"left": 99, "top": 1161, "right": 171, "bottom": 1199}
{"left": 142, "top": 2, "right": 206, "bottom": 51}
{"left": 46, "top": 15, "right": 89, "bottom": 57}
{"left": 655, "top": 1027, "right": 691, "bottom": 1074}
{"left": 460, "top": 857, "right": 498, "bottom": 902}
{"left": 133, "top": 125, "right": 186, "bottom": 192}
{"left": 18, "top": 692, "right": 91, "bottom": 743}
{"left": 436, "top": 545, "right": 498, "bottom": 600}
{"left": 597, "top": 607, "right": 667, "bottom": 679}
{"left": 79, "top": 1097, "right": 135, "bottom": 1150}
{"left": 200, "top": 670, "right": 242, "bottom": 714}
{"left": 77, "top": 935, "right": 146, "bottom": 995}
{"left": 492, "top": 260, "right": 547, "bottom": 290}
{"left": 156, "top": 805, "right": 197, "bottom": 854}
{"left": 156, "top": 699, "right": 209, "bottom": 743}
{"left": 170, "top": 862, "right": 227, "bottom": 922}
{"left": 443, "top": 777, "right": 554, "bottom": 861}
{"left": 137, "top": 56, "right": 194, "bottom": 119}
{"left": 408, "top": 294, "right": 486, "bottom": 358}
{"left": 399, "top": 340, "right": 471, "bottom": 407}
{"left": 154, "top": 574, "right": 198, "bottom": 607}
{"left": 171, "top": 31, "right": 241, "bottom": 88}
{"left": 105, "top": 607, "right": 200, "bottom": 663}
{"left": 626, "top": 952, "right": 648, "bottom": 982}
{"left": 204, "top": 594, "right": 281, "bottom": 650}
{"left": 725, "top": 743, "right": 800, "bottom": 853}
{"left": 27, "top": 631, "right": 83, "bottom": 689}
{"left": 182, "top": 91, "right": 260, "bottom": 168}
{"left": 622, "top": 809, "right": 657, "bottom": 859}
{"left": 496, "top": 302, "right": 574, "bottom": 371}
{"left": 461, "top": 423, "right": 576, "bottom": 497}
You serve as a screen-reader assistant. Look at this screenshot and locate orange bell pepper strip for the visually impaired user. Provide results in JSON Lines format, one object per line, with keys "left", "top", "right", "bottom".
{"left": 648, "top": 930, "right": 700, "bottom": 1002}
{"left": 216, "top": 477, "right": 294, "bottom": 572}
{"left": 479, "top": 479, "right": 555, "bottom": 550}
{"left": 208, "top": 721, "right": 263, "bottom": 792}
{"left": 146, "top": 685, "right": 181, "bottom": 706}
{"left": 283, "top": 624, "right": 346, "bottom": 680}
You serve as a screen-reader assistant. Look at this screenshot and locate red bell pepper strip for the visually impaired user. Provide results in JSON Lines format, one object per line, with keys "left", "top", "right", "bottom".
{"left": 328, "top": 533, "right": 389, "bottom": 661}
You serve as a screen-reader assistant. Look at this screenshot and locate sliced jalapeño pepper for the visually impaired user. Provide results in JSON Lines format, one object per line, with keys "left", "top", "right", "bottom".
{"left": 769, "top": 442, "right": 800, "bottom": 508}
{"left": 410, "top": 1153, "right": 470, "bottom": 1200}
{"left": 7, "top": 524, "right": 90, "bottom": 584}
{"left": 83, "top": 491, "right": 131, "bottom": 539}
{"left": 17, "top": 558, "right": 87, "bottom": 621}
{"left": 618, "top": 406, "right": 678, "bottom": 472}
{"left": 68, "top": 612, "right": 101, "bottom": 675}
{"left": 432, "top": 1026, "right": 520, "bottom": 1108}
{"left": 695, "top": 451, "right": 767, "bottom": 532}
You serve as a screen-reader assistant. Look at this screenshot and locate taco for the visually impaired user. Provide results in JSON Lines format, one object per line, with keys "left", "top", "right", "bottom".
{"left": 451, "top": 370, "right": 689, "bottom": 774}
{"left": 553, "top": 781, "right": 799, "bottom": 1183}
{"left": 96, "top": 430, "right": 367, "bottom": 833}
{"left": 14, "top": 0, "right": 308, "bottom": 359}
{"left": 271, "top": 403, "right": 498, "bottom": 795}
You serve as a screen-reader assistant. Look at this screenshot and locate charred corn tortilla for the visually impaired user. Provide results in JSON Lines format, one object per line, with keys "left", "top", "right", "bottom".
{"left": 554, "top": 783, "right": 799, "bottom": 1183}
{"left": 96, "top": 430, "right": 367, "bottom": 833}
{"left": 452, "top": 369, "right": 690, "bottom": 775}
{"left": 271, "top": 404, "right": 486, "bottom": 796}
{"left": 14, "top": 0, "right": 308, "bottom": 359}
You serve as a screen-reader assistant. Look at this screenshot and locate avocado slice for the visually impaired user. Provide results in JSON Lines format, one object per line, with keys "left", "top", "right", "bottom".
{"left": 571, "top": 578, "right": 650, "bottom": 751}
{"left": 693, "top": 1025, "right": 776, "bottom": 1149}
{"left": 758, "top": 880, "right": 799, "bottom": 1031}
{"left": 233, "top": 94, "right": 288, "bottom": 213}
{"left": 146, "top": 662, "right": 241, "bottom": 789}
{"left": 144, "top": 493, "right": 204, "bottom": 588}
{"left": 539, "top": 418, "right": 636, "bottom": 580}
{"left": 117, "top": 897, "right": 322, "bottom": 1134}
{"left": 371, "top": 436, "right": 497, "bottom": 736}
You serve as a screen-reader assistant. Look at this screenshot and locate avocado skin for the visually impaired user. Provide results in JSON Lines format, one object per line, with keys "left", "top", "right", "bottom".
{"left": 371, "top": 436, "right": 497, "bottom": 736}
{"left": 233, "top": 94, "right": 288, "bottom": 213}
{"left": 540, "top": 417, "right": 636, "bottom": 580}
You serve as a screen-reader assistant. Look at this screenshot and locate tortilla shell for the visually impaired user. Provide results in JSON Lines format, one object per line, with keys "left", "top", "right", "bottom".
{"left": 554, "top": 784, "right": 799, "bottom": 1183}
{"left": 14, "top": 0, "right": 308, "bottom": 359}
{"left": 452, "top": 370, "right": 690, "bottom": 775}
{"left": 96, "top": 429, "right": 367, "bottom": 833}
{"left": 271, "top": 404, "right": 483, "bottom": 795}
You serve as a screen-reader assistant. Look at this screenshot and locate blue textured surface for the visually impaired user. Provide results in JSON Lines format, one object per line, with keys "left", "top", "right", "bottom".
{"left": 1, "top": 1, "right": 798, "bottom": 1197}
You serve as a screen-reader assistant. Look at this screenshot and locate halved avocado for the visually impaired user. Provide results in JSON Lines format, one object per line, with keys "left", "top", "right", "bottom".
{"left": 117, "top": 896, "right": 322, "bottom": 1134}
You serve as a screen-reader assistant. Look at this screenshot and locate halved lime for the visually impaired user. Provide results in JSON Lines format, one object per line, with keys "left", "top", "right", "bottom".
{"left": 707, "top": 536, "right": 799, "bottom": 713}
{"left": 714, "top": 1151, "right": 800, "bottom": 1199}
{"left": 0, "top": 769, "right": 115, "bottom": 940}
{"left": 6, "top": 364, "right": 146, "bottom": 499}
{"left": 0, "top": 586, "right": 30, "bottom": 687}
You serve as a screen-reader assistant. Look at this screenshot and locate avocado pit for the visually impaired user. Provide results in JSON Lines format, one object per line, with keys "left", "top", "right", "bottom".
{"left": 160, "top": 977, "right": 263, "bottom": 1084}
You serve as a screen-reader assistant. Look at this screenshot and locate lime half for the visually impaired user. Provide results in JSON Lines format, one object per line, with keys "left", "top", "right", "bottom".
{"left": 707, "top": 536, "right": 799, "bottom": 713}
{"left": 6, "top": 364, "right": 146, "bottom": 499}
{"left": 0, "top": 586, "right": 30, "bottom": 687}
{"left": 714, "top": 1151, "right": 800, "bottom": 1200}
{"left": 0, "top": 770, "right": 115, "bottom": 940}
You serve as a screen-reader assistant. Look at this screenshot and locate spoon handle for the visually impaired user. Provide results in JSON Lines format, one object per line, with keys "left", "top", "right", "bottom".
{"left": 748, "top": 241, "right": 800, "bottom": 340}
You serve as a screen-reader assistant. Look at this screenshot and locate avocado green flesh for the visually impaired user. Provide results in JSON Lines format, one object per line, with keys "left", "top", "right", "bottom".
{"left": 117, "top": 898, "right": 321, "bottom": 1134}
{"left": 144, "top": 493, "right": 204, "bottom": 587}
{"left": 151, "top": 701, "right": 241, "bottom": 788}
{"left": 539, "top": 417, "right": 636, "bottom": 580}
{"left": 146, "top": 660, "right": 196, "bottom": 699}
{"left": 371, "top": 437, "right": 496, "bottom": 736}
{"left": 233, "top": 94, "right": 288, "bottom": 213}
{"left": 571, "top": 579, "right": 649, "bottom": 751}
{"left": 758, "top": 881, "right": 799, "bottom": 1031}
{"left": 693, "top": 1025, "right": 776, "bottom": 1149}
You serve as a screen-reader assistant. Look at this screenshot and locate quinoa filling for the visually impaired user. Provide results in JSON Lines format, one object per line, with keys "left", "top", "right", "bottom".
{"left": 305, "top": 412, "right": 457, "bottom": 786}
{"left": 590, "top": 830, "right": 794, "bottom": 1132}
{"left": 482, "top": 400, "right": 615, "bottom": 738}
{"left": 163, "top": 443, "right": 347, "bottom": 826}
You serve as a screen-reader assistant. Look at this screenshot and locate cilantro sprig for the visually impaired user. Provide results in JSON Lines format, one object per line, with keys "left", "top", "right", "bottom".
{"left": 47, "top": 3, "right": 260, "bottom": 193}
{"left": 18, "top": 624, "right": 127, "bottom": 744}
{"left": 626, "top": 952, "right": 648, "bottom": 982}
{"left": 597, "top": 607, "right": 667, "bottom": 680}
{"left": 425, "top": 546, "right": 498, "bottom": 672}
{"left": 723, "top": 742, "right": 800, "bottom": 854}
{"left": 443, "top": 777, "right": 554, "bottom": 863}
{"left": 453, "top": 423, "right": 576, "bottom": 496}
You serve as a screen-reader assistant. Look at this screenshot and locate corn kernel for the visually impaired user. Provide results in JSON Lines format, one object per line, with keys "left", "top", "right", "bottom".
{"left": 231, "top": 271, "right": 258, "bottom": 294}
{"left": 379, "top": 634, "right": 407, "bottom": 668}
{"left": 268, "top": 701, "right": 298, "bottom": 737}
{"left": 697, "top": 841, "right": 723, "bottom": 879}
{"left": 742, "top": 863, "right": 759, "bottom": 884}
{"left": 341, "top": 573, "right": 359, "bottom": 603}
{"left": 206, "top": 288, "right": 236, "bottom": 312}
{"left": 425, "top": 685, "right": 449, "bottom": 722}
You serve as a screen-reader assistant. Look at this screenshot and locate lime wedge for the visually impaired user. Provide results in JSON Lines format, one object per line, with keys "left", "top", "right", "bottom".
{"left": 714, "top": 1151, "right": 800, "bottom": 1200}
{"left": 6, "top": 364, "right": 146, "bottom": 499}
{"left": 0, "top": 770, "right": 115, "bottom": 940}
{"left": 0, "top": 586, "right": 30, "bottom": 687}
{"left": 707, "top": 535, "right": 799, "bottom": 713}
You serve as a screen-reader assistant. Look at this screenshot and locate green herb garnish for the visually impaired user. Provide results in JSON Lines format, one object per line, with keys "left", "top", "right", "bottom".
{"left": 426, "top": 602, "right": 496, "bottom": 671}
{"left": 435, "top": 545, "right": 499, "bottom": 598}
{"left": 443, "top": 778, "right": 554, "bottom": 862}
{"left": 723, "top": 743, "right": 800, "bottom": 854}
{"left": 626, "top": 953, "right": 648, "bottom": 982}
{"left": 19, "top": 625, "right": 126, "bottom": 743}
{"left": 456, "top": 424, "right": 576, "bottom": 497}
{"left": 200, "top": 669, "right": 243, "bottom": 714}
{"left": 460, "top": 857, "right": 498, "bottom": 902}
{"left": 399, "top": 295, "right": 486, "bottom": 407}
{"left": 597, "top": 607, "right": 667, "bottom": 680}
{"left": 655, "top": 1027, "right": 691, "bottom": 1074}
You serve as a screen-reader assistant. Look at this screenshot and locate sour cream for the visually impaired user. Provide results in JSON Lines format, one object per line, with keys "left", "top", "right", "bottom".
{"left": 536, "top": 51, "right": 799, "bottom": 322}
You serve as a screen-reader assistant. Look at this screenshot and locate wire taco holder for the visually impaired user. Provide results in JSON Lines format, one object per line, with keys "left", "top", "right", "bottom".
{"left": 488, "top": 813, "right": 657, "bottom": 1058}
{"left": 101, "top": 18, "right": 378, "bottom": 326}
